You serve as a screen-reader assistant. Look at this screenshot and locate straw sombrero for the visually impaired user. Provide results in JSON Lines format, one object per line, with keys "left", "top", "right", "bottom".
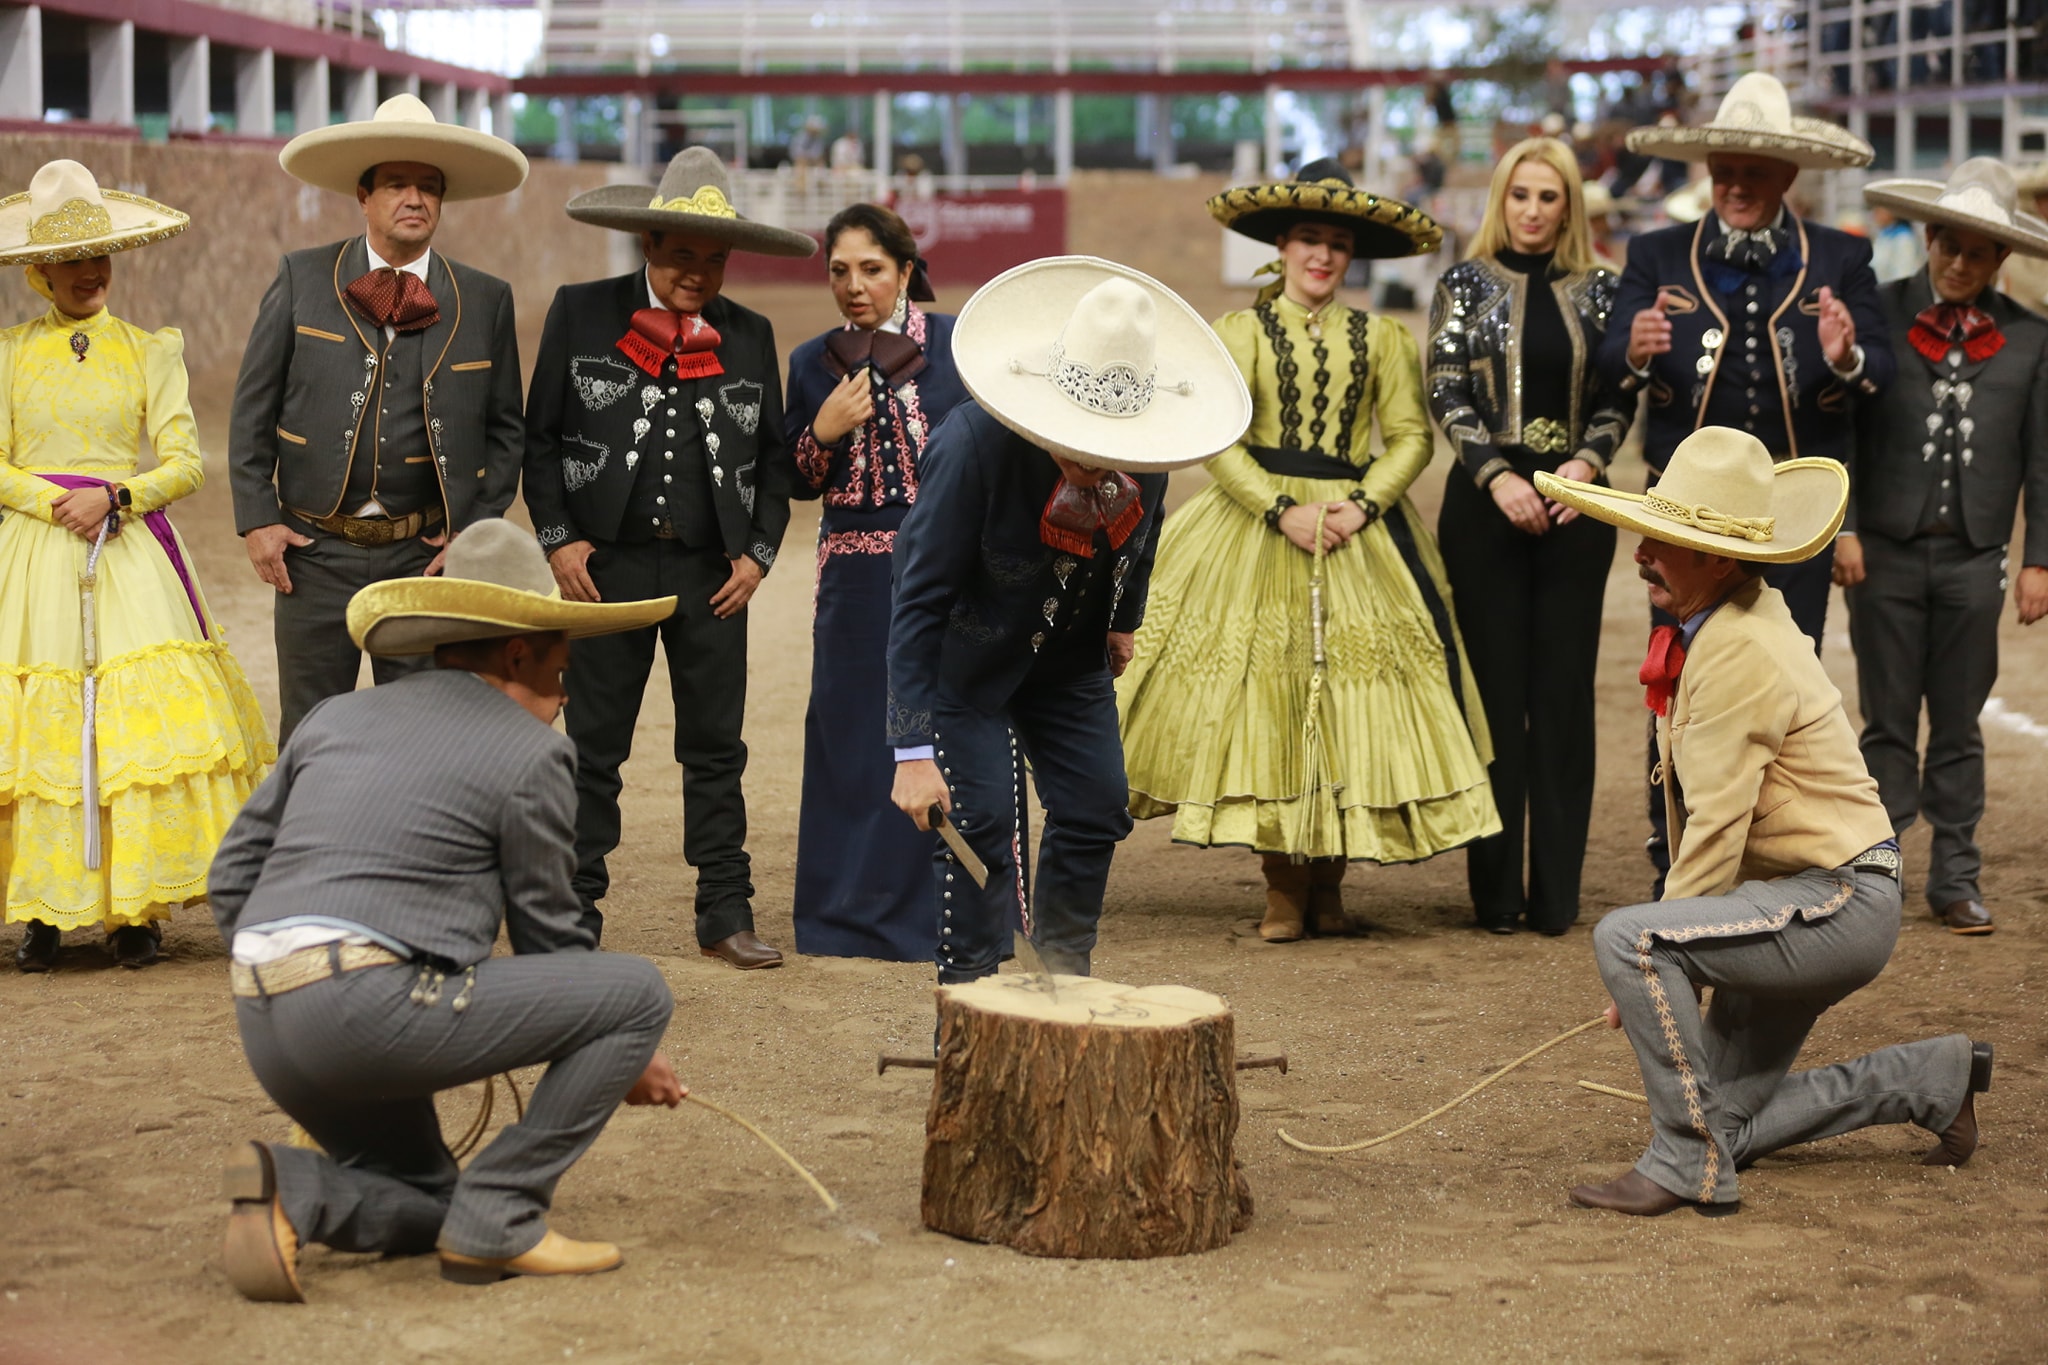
{"left": 281, "top": 94, "right": 529, "bottom": 201}
{"left": 1627, "top": 73, "right": 1872, "bottom": 171}
{"left": 1207, "top": 158, "right": 1441, "bottom": 260}
{"left": 347, "top": 519, "right": 677, "bottom": 657}
{"left": 951, "top": 255, "right": 1251, "bottom": 472}
{"left": 0, "top": 160, "right": 187, "bottom": 266}
{"left": 1863, "top": 157, "right": 2048, "bottom": 259}
{"left": 566, "top": 147, "right": 817, "bottom": 258}
{"left": 1534, "top": 427, "right": 1846, "bottom": 564}
{"left": 1582, "top": 182, "right": 1617, "bottom": 219}
{"left": 2014, "top": 163, "right": 2048, "bottom": 199}
{"left": 1664, "top": 177, "right": 1714, "bottom": 224}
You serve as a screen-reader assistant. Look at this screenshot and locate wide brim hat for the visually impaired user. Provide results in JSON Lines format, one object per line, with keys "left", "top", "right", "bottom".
{"left": 281, "top": 94, "right": 529, "bottom": 202}
{"left": 1863, "top": 157, "right": 2048, "bottom": 258}
{"left": 1207, "top": 157, "right": 1441, "bottom": 260}
{"left": 347, "top": 519, "right": 676, "bottom": 657}
{"left": 952, "top": 255, "right": 1251, "bottom": 473}
{"left": 1664, "top": 177, "right": 1714, "bottom": 224}
{"left": 1534, "top": 427, "right": 1846, "bottom": 564}
{"left": 1626, "top": 73, "right": 1872, "bottom": 171}
{"left": 0, "top": 160, "right": 188, "bottom": 265}
{"left": 2014, "top": 163, "right": 2048, "bottom": 198}
{"left": 565, "top": 146, "right": 817, "bottom": 258}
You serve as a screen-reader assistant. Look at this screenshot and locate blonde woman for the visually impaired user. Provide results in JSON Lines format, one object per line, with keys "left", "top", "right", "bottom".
{"left": 1426, "top": 137, "right": 1633, "bottom": 936}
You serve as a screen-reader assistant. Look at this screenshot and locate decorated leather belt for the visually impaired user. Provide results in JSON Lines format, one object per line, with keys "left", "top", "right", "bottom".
{"left": 1848, "top": 842, "right": 1902, "bottom": 881}
{"left": 229, "top": 942, "right": 406, "bottom": 998}
{"left": 293, "top": 504, "right": 445, "bottom": 547}
{"left": 1248, "top": 445, "right": 1364, "bottom": 480}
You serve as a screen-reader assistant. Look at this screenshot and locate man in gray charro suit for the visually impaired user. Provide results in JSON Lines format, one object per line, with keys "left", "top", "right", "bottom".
{"left": 210, "top": 521, "right": 685, "bottom": 1301}
{"left": 1842, "top": 159, "right": 2048, "bottom": 937}
{"left": 229, "top": 95, "right": 529, "bottom": 740}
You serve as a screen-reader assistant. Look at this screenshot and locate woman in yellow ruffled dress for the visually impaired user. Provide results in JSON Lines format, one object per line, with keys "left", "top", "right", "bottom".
{"left": 2, "top": 160, "right": 272, "bottom": 971}
{"left": 1117, "top": 161, "right": 1498, "bottom": 942}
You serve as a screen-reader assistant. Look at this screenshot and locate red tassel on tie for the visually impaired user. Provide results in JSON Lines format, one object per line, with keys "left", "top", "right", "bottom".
{"left": 1640, "top": 625, "right": 1687, "bottom": 717}
{"left": 618, "top": 308, "right": 725, "bottom": 378}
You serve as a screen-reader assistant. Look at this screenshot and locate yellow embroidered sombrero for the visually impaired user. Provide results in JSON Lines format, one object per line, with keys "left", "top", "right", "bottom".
{"left": 281, "top": 94, "right": 528, "bottom": 201}
{"left": 1207, "top": 157, "right": 1441, "bottom": 260}
{"left": 565, "top": 147, "right": 818, "bottom": 257}
{"left": 0, "top": 160, "right": 187, "bottom": 266}
{"left": 1534, "top": 427, "right": 1846, "bottom": 564}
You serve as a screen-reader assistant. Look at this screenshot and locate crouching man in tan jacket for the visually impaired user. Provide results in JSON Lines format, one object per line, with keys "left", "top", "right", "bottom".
{"left": 1536, "top": 428, "right": 1992, "bottom": 1217}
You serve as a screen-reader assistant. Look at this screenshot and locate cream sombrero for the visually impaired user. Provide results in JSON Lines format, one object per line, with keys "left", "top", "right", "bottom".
{"left": 565, "top": 147, "right": 817, "bottom": 257}
{"left": 1627, "top": 73, "right": 1872, "bottom": 171}
{"left": 952, "top": 255, "right": 1251, "bottom": 472}
{"left": 1534, "top": 427, "right": 1846, "bottom": 564}
{"left": 1664, "top": 176, "right": 1714, "bottom": 224}
{"left": 0, "top": 160, "right": 187, "bottom": 266}
{"left": 281, "top": 94, "right": 529, "bottom": 201}
{"left": 2014, "top": 163, "right": 2048, "bottom": 199}
{"left": 1207, "top": 157, "right": 1441, "bottom": 260}
{"left": 1863, "top": 157, "right": 2048, "bottom": 258}
{"left": 347, "top": 519, "right": 677, "bottom": 657}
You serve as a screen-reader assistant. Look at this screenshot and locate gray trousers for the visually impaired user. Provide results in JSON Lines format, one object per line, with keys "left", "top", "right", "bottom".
{"left": 1593, "top": 867, "right": 1973, "bottom": 1206}
{"left": 1848, "top": 530, "right": 2006, "bottom": 908}
{"left": 274, "top": 528, "right": 436, "bottom": 743}
{"left": 234, "top": 951, "right": 672, "bottom": 1260}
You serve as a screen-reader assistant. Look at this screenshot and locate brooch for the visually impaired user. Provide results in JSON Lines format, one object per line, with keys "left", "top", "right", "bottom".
{"left": 70, "top": 332, "right": 88, "bottom": 363}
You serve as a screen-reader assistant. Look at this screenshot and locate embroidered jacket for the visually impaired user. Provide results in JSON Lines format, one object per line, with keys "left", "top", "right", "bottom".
{"left": 1427, "top": 257, "right": 1634, "bottom": 488}
{"left": 785, "top": 306, "right": 968, "bottom": 511}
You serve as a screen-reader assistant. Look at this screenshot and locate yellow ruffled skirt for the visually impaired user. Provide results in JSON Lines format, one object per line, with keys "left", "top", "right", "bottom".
{"left": 0, "top": 507, "right": 273, "bottom": 930}
{"left": 1117, "top": 479, "right": 1500, "bottom": 863}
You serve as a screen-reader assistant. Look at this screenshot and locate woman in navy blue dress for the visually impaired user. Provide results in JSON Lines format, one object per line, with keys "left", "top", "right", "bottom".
{"left": 788, "top": 204, "right": 968, "bottom": 959}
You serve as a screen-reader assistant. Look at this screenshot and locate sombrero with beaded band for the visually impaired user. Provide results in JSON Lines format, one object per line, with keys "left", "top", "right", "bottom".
{"left": 0, "top": 160, "right": 187, "bottom": 266}
{"left": 1207, "top": 158, "right": 1441, "bottom": 260}
{"left": 566, "top": 147, "right": 817, "bottom": 258}
{"left": 1625, "top": 72, "right": 1872, "bottom": 171}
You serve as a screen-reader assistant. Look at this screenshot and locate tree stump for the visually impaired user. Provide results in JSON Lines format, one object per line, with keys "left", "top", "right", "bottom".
{"left": 921, "top": 975, "right": 1253, "bottom": 1259}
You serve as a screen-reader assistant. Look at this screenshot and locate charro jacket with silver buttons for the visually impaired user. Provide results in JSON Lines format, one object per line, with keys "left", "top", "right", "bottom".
{"left": 1427, "top": 257, "right": 1634, "bottom": 489}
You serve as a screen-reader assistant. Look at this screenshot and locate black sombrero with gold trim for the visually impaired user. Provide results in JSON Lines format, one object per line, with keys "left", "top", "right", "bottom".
{"left": 1207, "top": 158, "right": 1441, "bottom": 260}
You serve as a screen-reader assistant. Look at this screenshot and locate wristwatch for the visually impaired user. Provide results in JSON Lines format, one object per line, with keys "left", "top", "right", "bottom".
{"left": 105, "top": 483, "right": 131, "bottom": 510}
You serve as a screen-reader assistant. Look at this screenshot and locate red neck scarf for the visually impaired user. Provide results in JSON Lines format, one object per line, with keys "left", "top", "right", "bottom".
{"left": 619, "top": 308, "right": 724, "bottom": 379}
{"left": 1640, "top": 625, "right": 1687, "bottom": 717}
{"left": 1040, "top": 474, "right": 1143, "bottom": 558}
{"left": 344, "top": 267, "right": 439, "bottom": 333}
{"left": 1909, "top": 300, "right": 2002, "bottom": 366}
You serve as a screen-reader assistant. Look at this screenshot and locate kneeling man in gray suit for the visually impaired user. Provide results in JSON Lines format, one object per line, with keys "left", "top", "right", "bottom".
{"left": 208, "top": 520, "right": 683, "bottom": 1301}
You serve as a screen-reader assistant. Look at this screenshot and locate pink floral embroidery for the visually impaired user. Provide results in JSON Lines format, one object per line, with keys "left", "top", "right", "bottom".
{"left": 812, "top": 528, "right": 899, "bottom": 618}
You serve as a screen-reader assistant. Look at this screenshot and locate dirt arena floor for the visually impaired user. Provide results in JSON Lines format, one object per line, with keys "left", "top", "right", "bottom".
{"left": 3, "top": 296, "right": 2046, "bottom": 1364}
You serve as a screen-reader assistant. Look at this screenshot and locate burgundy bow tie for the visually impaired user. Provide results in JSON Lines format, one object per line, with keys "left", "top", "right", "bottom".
{"left": 344, "top": 267, "right": 439, "bottom": 333}
{"left": 1640, "top": 625, "right": 1687, "bottom": 718}
{"left": 824, "top": 328, "right": 927, "bottom": 387}
{"left": 1910, "top": 300, "right": 2002, "bottom": 366}
{"left": 618, "top": 308, "right": 724, "bottom": 379}
{"left": 1039, "top": 473, "right": 1143, "bottom": 559}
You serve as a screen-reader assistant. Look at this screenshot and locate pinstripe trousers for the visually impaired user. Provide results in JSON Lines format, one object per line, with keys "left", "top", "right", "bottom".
{"left": 1593, "top": 866, "right": 1973, "bottom": 1206}
{"left": 235, "top": 951, "right": 672, "bottom": 1259}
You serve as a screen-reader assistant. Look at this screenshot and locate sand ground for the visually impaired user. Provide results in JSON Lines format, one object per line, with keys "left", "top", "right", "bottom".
{"left": 2, "top": 300, "right": 2044, "bottom": 1365}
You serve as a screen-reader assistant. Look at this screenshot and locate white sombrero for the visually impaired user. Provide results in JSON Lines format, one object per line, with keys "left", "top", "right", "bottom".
{"left": 281, "top": 94, "right": 529, "bottom": 202}
{"left": 952, "top": 256, "right": 1252, "bottom": 472}
{"left": 1534, "top": 426, "right": 1847, "bottom": 564}
{"left": 0, "top": 160, "right": 187, "bottom": 266}
{"left": 347, "top": 520, "right": 676, "bottom": 657}
{"left": 1863, "top": 157, "right": 2048, "bottom": 259}
{"left": 1627, "top": 73, "right": 1872, "bottom": 172}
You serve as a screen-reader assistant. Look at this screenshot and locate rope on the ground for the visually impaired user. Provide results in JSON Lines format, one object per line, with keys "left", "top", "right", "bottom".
{"left": 1278, "top": 1015, "right": 1609, "bottom": 1154}
{"left": 686, "top": 1093, "right": 840, "bottom": 1213}
{"left": 1576, "top": 1080, "right": 1649, "bottom": 1104}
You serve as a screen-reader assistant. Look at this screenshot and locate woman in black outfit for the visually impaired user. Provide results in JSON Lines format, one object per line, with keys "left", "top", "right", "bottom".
{"left": 1427, "top": 137, "right": 1635, "bottom": 936}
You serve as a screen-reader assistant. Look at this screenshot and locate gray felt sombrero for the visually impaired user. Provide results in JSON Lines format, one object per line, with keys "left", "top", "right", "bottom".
{"left": 1863, "top": 157, "right": 2048, "bottom": 259}
{"left": 566, "top": 147, "right": 818, "bottom": 258}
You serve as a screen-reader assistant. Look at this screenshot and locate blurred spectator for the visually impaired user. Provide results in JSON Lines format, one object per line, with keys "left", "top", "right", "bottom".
{"left": 829, "top": 129, "right": 865, "bottom": 173}
{"left": 1868, "top": 203, "right": 1925, "bottom": 282}
{"left": 789, "top": 115, "right": 827, "bottom": 170}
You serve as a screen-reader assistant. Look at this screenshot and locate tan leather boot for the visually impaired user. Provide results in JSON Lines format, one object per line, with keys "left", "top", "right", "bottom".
{"left": 440, "top": 1229, "right": 625, "bottom": 1284}
{"left": 1308, "top": 858, "right": 1348, "bottom": 936}
{"left": 1259, "top": 853, "right": 1310, "bottom": 942}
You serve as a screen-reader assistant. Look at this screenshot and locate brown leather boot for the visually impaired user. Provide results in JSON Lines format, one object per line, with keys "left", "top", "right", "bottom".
{"left": 1259, "top": 854, "right": 1310, "bottom": 942}
{"left": 1308, "top": 858, "right": 1349, "bottom": 936}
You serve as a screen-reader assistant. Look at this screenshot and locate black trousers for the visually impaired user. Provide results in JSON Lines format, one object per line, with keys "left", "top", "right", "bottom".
{"left": 1848, "top": 530, "right": 2006, "bottom": 910}
{"left": 1439, "top": 473, "right": 1614, "bottom": 933}
{"left": 564, "top": 540, "right": 754, "bottom": 947}
{"left": 273, "top": 529, "right": 435, "bottom": 743}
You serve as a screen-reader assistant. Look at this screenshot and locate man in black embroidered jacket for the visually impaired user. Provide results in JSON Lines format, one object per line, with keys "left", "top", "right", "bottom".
{"left": 522, "top": 149, "right": 815, "bottom": 968}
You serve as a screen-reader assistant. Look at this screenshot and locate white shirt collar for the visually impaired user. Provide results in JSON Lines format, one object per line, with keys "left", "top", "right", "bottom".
{"left": 366, "top": 240, "right": 432, "bottom": 280}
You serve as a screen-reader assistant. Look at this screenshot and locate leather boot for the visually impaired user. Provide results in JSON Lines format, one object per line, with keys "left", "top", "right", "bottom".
{"left": 1259, "top": 854, "right": 1310, "bottom": 943}
{"left": 1308, "top": 858, "right": 1349, "bottom": 936}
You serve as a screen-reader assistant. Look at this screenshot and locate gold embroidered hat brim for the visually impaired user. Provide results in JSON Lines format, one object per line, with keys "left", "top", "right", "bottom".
{"left": 0, "top": 188, "right": 189, "bottom": 265}
{"left": 347, "top": 577, "right": 679, "bottom": 657}
{"left": 565, "top": 183, "right": 819, "bottom": 257}
{"left": 1534, "top": 458, "right": 1848, "bottom": 563}
{"left": 1861, "top": 176, "right": 2048, "bottom": 258}
{"left": 1206, "top": 181, "right": 1441, "bottom": 259}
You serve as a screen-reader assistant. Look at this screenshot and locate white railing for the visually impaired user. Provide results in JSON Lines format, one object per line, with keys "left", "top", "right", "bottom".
{"left": 724, "top": 166, "right": 1050, "bottom": 231}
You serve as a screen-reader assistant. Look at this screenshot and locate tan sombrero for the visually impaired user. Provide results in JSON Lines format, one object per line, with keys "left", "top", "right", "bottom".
{"left": 1534, "top": 427, "right": 1846, "bottom": 564}
{"left": 1627, "top": 73, "right": 1872, "bottom": 171}
{"left": 952, "top": 255, "right": 1251, "bottom": 472}
{"left": 1863, "top": 157, "right": 2048, "bottom": 259}
{"left": 566, "top": 147, "right": 817, "bottom": 258}
{"left": 347, "top": 519, "right": 676, "bottom": 657}
{"left": 2014, "top": 163, "right": 2048, "bottom": 198}
{"left": 281, "top": 94, "right": 529, "bottom": 201}
{"left": 0, "top": 160, "right": 187, "bottom": 266}
{"left": 1207, "top": 157, "right": 1441, "bottom": 260}
{"left": 1664, "top": 176, "right": 1714, "bottom": 224}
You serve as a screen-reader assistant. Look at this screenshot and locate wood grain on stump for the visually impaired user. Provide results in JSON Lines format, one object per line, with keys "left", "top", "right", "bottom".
{"left": 921, "top": 975, "right": 1253, "bottom": 1259}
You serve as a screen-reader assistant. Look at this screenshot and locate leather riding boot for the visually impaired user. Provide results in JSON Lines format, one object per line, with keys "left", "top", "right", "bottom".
{"left": 1308, "top": 858, "right": 1348, "bottom": 936}
{"left": 1259, "top": 854, "right": 1310, "bottom": 943}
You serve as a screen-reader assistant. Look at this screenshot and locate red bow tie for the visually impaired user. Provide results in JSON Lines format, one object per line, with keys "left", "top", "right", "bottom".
{"left": 1640, "top": 625, "right": 1687, "bottom": 717}
{"left": 1039, "top": 474, "right": 1144, "bottom": 558}
{"left": 618, "top": 308, "right": 725, "bottom": 379}
{"left": 344, "top": 267, "right": 440, "bottom": 333}
{"left": 1909, "top": 300, "right": 2002, "bottom": 366}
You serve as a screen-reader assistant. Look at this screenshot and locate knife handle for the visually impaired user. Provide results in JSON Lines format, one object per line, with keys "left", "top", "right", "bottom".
{"left": 926, "top": 803, "right": 947, "bottom": 831}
